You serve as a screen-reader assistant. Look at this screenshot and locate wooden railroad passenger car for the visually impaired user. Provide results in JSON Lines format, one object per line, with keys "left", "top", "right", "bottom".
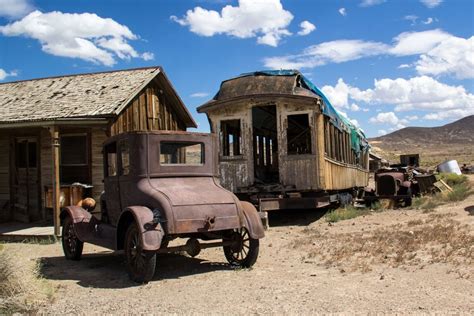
{"left": 198, "top": 70, "right": 370, "bottom": 211}
{"left": 0, "top": 67, "right": 196, "bottom": 233}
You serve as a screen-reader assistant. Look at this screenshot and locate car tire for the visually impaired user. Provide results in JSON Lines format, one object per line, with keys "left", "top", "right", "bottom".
{"left": 124, "top": 223, "right": 156, "bottom": 283}
{"left": 223, "top": 227, "right": 259, "bottom": 268}
{"left": 62, "top": 216, "right": 84, "bottom": 261}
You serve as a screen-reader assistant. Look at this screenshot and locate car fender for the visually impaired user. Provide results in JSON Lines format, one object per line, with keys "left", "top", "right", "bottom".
{"left": 239, "top": 201, "right": 265, "bottom": 239}
{"left": 118, "top": 206, "right": 165, "bottom": 251}
{"left": 60, "top": 206, "right": 96, "bottom": 242}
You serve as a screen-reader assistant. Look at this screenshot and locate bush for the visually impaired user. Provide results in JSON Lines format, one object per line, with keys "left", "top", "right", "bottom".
{"left": 325, "top": 206, "right": 368, "bottom": 223}
{"left": 445, "top": 184, "right": 472, "bottom": 202}
{"left": 438, "top": 173, "right": 468, "bottom": 187}
{"left": 0, "top": 245, "right": 54, "bottom": 314}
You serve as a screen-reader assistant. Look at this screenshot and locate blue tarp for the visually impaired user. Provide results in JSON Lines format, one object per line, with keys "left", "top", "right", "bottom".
{"left": 239, "top": 70, "right": 369, "bottom": 154}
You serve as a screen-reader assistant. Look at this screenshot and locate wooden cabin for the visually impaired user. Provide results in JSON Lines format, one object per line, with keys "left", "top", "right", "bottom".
{"left": 197, "top": 70, "right": 369, "bottom": 211}
{"left": 0, "top": 67, "right": 196, "bottom": 232}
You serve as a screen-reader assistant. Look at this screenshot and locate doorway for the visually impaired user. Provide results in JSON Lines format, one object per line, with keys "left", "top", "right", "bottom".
{"left": 12, "top": 137, "right": 40, "bottom": 222}
{"left": 252, "top": 105, "right": 279, "bottom": 184}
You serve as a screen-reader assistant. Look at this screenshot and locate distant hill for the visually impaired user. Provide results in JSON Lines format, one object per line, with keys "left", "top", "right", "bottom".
{"left": 369, "top": 115, "right": 474, "bottom": 167}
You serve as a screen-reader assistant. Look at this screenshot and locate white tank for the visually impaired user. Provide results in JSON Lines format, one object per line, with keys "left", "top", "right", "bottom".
{"left": 437, "top": 160, "right": 462, "bottom": 175}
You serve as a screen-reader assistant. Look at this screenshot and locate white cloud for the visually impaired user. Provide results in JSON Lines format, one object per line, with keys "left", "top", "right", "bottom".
{"left": 263, "top": 29, "right": 471, "bottom": 79}
{"left": 339, "top": 8, "right": 347, "bottom": 16}
{"left": 297, "top": 20, "right": 315, "bottom": 36}
{"left": 0, "top": 0, "right": 34, "bottom": 19}
{"left": 362, "top": 108, "right": 370, "bottom": 112}
{"left": 350, "top": 103, "right": 360, "bottom": 111}
{"left": 422, "top": 17, "right": 434, "bottom": 25}
{"left": 0, "top": 10, "right": 151, "bottom": 66}
{"left": 264, "top": 39, "right": 389, "bottom": 69}
{"left": 324, "top": 76, "right": 474, "bottom": 122}
{"left": 171, "top": 0, "right": 294, "bottom": 47}
{"left": 360, "top": 0, "right": 386, "bottom": 7}
{"left": 378, "top": 129, "right": 387, "bottom": 135}
{"left": 398, "top": 64, "right": 411, "bottom": 69}
{"left": 420, "top": 0, "right": 443, "bottom": 8}
{"left": 389, "top": 29, "right": 450, "bottom": 56}
{"left": 415, "top": 36, "right": 474, "bottom": 79}
{"left": 405, "top": 115, "right": 419, "bottom": 121}
{"left": 141, "top": 52, "right": 154, "bottom": 61}
{"left": 0, "top": 68, "right": 17, "bottom": 81}
{"left": 370, "top": 112, "right": 401, "bottom": 125}
{"left": 190, "top": 92, "right": 210, "bottom": 98}
{"left": 404, "top": 15, "right": 418, "bottom": 25}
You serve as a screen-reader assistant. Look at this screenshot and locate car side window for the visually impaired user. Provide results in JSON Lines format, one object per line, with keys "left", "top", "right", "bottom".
{"left": 105, "top": 142, "right": 117, "bottom": 177}
{"left": 120, "top": 140, "right": 130, "bottom": 176}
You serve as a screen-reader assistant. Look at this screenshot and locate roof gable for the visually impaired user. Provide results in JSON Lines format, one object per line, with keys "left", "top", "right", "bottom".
{"left": 0, "top": 67, "right": 196, "bottom": 128}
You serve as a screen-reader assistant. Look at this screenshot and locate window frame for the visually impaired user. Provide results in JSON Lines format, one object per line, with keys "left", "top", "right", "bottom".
{"left": 159, "top": 141, "right": 205, "bottom": 166}
{"left": 104, "top": 141, "right": 118, "bottom": 178}
{"left": 219, "top": 119, "right": 243, "bottom": 158}
{"left": 286, "top": 112, "right": 313, "bottom": 156}
{"left": 60, "top": 133, "right": 89, "bottom": 167}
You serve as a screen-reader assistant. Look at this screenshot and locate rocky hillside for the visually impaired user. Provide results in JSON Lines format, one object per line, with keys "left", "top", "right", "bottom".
{"left": 369, "top": 115, "right": 474, "bottom": 167}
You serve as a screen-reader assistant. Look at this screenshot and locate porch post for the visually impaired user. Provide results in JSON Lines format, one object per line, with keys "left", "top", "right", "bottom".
{"left": 50, "top": 126, "right": 61, "bottom": 236}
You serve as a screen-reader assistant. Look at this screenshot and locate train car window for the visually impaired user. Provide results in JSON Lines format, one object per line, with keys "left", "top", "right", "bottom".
{"left": 220, "top": 119, "right": 241, "bottom": 156}
{"left": 287, "top": 114, "right": 311, "bottom": 155}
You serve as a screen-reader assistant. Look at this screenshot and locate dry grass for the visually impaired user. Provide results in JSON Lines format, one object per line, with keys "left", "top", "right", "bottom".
{"left": 0, "top": 245, "right": 54, "bottom": 314}
{"left": 296, "top": 213, "right": 474, "bottom": 276}
{"left": 412, "top": 174, "right": 473, "bottom": 212}
{"left": 325, "top": 206, "right": 370, "bottom": 223}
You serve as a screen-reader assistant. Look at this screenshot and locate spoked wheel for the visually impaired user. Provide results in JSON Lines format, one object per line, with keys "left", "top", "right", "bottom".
{"left": 62, "top": 216, "right": 84, "bottom": 260}
{"left": 124, "top": 223, "right": 156, "bottom": 283}
{"left": 223, "top": 227, "right": 259, "bottom": 268}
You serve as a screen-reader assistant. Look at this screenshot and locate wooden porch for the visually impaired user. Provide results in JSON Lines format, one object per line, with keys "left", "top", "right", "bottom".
{"left": 0, "top": 221, "right": 57, "bottom": 242}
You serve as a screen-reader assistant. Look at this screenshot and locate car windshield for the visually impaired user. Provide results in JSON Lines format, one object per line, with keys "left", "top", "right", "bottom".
{"left": 160, "top": 142, "right": 204, "bottom": 165}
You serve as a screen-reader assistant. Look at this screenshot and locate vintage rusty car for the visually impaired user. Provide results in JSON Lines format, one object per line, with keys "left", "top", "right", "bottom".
{"left": 60, "top": 131, "right": 264, "bottom": 283}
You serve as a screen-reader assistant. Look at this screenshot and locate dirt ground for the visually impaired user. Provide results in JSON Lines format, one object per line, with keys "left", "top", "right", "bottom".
{"left": 7, "top": 176, "right": 474, "bottom": 314}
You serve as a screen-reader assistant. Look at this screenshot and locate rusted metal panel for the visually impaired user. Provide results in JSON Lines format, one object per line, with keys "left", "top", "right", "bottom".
{"left": 217, "top": 75, "right": 297, "bottom": 101}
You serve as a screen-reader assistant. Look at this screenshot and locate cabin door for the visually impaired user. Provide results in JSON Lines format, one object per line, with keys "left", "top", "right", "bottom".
{"left": 12, "top": 137, "right": 40, "bottom": 222}
{"left": 252, "top": 105, "right": 279, "bottom": 184}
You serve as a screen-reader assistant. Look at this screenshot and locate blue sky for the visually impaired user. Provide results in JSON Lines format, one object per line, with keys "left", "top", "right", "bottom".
{"left": 0, "top": 0, "right": 472, "bottom": 137}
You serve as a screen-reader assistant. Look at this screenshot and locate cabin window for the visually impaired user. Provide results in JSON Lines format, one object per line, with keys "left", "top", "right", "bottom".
{"left": 287, "top": 114, "right": 311, "bottom": 155}
{"left": 60, "top": 134, "right": 89, "bottom": 183}
{"left": 160, "top": 142, "right": 204, "bottom": 165}
{"left": 120, "top": 140, "right": 130, "bottom": 176}
{"left": 15, "top": 140, "right": 37, "bottom": 168}
{"left": 220, "top": 120, "right": 241, "bottom": 156}
{"left": 105, "top": 142, "right": 117, "bottom": 177}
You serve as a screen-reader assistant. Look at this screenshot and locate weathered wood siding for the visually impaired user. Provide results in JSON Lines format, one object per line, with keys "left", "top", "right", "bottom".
{"left": 110, "top": 82, "right": 186, "bottom": 135}
{"left": 0, "top": 134, "right": 9, "bottom": 201}
{"left": 207, "top": 100, "right": 252, "bottom": 191}
{"left": 323, "top": 158, "right": 369, "bottom": 190}
{"left": 278, "top": 99, "right": 320, "bottom": 190}
{"left": 91, "top": 128, "right": 107, "bottom": 210}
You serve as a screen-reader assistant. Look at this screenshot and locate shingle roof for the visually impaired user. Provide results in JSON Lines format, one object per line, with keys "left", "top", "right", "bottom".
{"left": 0, "top": 67, "right": 196, "bottom": 127}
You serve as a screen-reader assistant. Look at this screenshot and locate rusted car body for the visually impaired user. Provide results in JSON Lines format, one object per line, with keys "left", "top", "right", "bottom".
{"left": 371, "top": 169, "right": 413, "bottom": 206}
{"left": 60, "top": 131, "right": 264, "bottom": 283}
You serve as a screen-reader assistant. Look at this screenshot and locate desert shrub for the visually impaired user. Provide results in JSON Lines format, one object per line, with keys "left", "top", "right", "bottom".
{"left": 445, "top": 184, "right": 472, "bottom": 202}
{"left": 370, "top": 201, "right": 382, "bottom": 212}
{"left": 412, "top": 196, "right": 428, "bottom": 209}
{"left": 413, "top": 174, "right": 472, "bottom": 210}
{"left": 325, "top": 206, "right": 368, "bottom": 223}
{"left": 0, "top": 245, "right": 54, "bottom": 314}
{"left": 438, "top": 173, "right": 468, "bottom": 187}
